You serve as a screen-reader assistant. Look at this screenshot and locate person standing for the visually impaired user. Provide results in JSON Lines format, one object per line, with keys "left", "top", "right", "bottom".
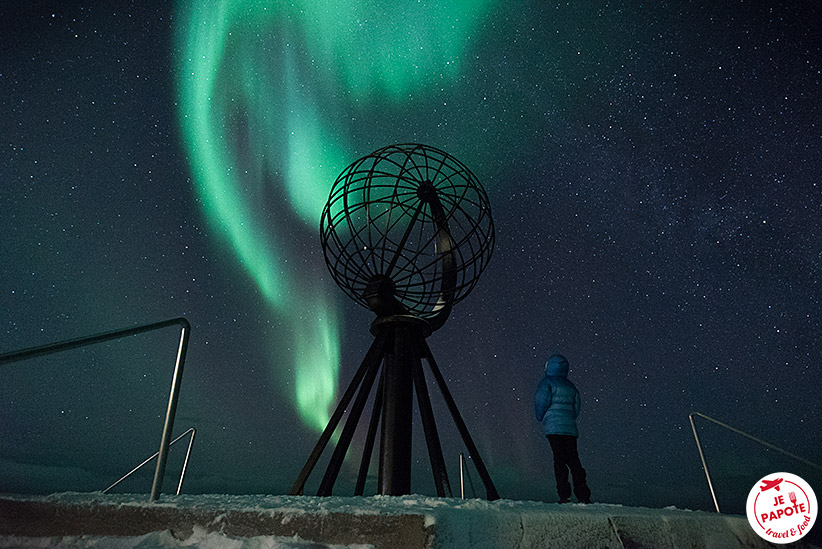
{"left": 534, "top": 353, "right": 592, "bottom": 503}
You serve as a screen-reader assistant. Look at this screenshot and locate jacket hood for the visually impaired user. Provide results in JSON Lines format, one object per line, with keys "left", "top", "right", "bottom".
{"left": 545, "top": 354, "right": 569, "bottom": 377}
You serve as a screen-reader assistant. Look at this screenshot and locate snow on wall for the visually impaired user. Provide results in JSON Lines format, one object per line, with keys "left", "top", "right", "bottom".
{"left": 0, "top": 493, "right": 793, "bottom": 548}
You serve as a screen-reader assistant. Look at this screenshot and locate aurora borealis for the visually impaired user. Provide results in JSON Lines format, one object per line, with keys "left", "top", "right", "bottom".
{"left": 2, "top": 0, "right": 821, "bottom": 515}
{"left": 175, "top": 0, "right": 502, "bottom": 431}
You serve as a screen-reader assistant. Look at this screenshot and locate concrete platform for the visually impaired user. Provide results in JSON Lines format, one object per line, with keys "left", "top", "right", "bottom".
{"left": 0, "top": 493, "right": 792, "bottom": 548}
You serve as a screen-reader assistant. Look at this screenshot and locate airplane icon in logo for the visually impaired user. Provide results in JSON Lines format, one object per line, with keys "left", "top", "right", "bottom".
{"left": 760, "top": 478, "right": 783, "bottom": 492}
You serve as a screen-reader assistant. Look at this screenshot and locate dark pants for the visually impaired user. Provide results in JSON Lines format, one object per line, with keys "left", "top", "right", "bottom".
{"left": 547, "top": 434, "right": 591, "bottom": 502}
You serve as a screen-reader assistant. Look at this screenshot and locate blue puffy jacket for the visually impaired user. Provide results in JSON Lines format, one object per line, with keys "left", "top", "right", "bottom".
{"left": 534, "top": 354, "right": 581, "bottom": 437}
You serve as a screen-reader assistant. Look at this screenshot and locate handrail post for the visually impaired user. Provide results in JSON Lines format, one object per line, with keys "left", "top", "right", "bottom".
{"left": 689, "top": 413, "right": 720, "bottom": 513}
{"left": 459, "top": 453, "right": 465, "bottom": 499}
{"left": 177, "top": 428, "right": 197, "bottom": 495}
{"left": 150, "top": 321, "right": 191, "bottom": 502}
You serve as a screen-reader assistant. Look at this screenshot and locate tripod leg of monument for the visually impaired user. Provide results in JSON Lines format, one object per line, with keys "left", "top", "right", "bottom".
{"left": 355, "top": 373, "right": 384, "bottom": 496}
{"left": 412, "top": 354, "right": 452, "bottom": 497}
{"left": 318, "top": 347, "right": 383, "bottom": 496}
{"left": 420, "top": 339, "right": 500, "bottom": 501}
{"left": 379, "top": 324, "right": 414, "bottom": 495}
{"left": 290, "top": 333, "right": 387, "bottom": 495}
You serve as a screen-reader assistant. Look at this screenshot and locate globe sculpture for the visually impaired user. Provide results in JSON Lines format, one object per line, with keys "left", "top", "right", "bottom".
{"left": 291, "top": 143, "right": 499, "bottom": 500}
{"left": 320, "top": 143, "right": 494, "bottom": 328}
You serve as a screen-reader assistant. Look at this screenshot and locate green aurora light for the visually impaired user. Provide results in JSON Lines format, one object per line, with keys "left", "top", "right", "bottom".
{"left": 175, "top": 0, "right": 494, "bottom": 431}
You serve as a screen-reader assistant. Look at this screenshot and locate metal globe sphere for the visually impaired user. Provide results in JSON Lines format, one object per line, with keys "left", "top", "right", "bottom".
{"left": 320, "top": 143, "right": 494, "bottom": 323}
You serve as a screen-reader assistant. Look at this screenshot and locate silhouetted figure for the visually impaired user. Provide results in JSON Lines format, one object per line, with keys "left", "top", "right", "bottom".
{"left": 534, "top": 354, "right": 592, "bottom": 503}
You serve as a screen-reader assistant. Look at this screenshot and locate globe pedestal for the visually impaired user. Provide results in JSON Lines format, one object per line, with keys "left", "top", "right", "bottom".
{"left": 377, "top": 317, "right": 419, "bottom": 496}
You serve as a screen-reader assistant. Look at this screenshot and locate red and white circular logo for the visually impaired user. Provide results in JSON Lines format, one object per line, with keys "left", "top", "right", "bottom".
{"left": 746, "top": 472, "right": 817, "bottom": 544}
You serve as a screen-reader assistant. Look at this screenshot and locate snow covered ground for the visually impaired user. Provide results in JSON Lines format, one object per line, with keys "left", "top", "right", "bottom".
{"left": 0, "top": 529, "right": 361, "bottom": 549}
{"left": 0, "top": 492, "right": 803, "bottom": 548}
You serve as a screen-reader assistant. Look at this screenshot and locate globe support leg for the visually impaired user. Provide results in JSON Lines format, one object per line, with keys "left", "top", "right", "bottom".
{"left": 355, "top": 373, "right": 384, "bottom": 496}
{"left": 290, "top": 333, "right": 387, "bottom": 496}
{"left": 419, "top": 338, "right": 500, "bottom": 501}
{"left": 413, "top": 355, "right": 452, "bottom": 497}
{"left": 318, "top": 347, "right": 383, "bottom": 496}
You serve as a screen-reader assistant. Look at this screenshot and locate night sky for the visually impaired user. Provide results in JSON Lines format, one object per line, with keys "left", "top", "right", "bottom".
{"left": 2, "top": 1, "right": 820, "bottom": 514}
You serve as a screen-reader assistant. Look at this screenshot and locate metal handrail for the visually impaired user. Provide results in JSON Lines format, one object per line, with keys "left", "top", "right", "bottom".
{"left": 459, "top": 452, "right": 478, "bottom": 499}
{"left": 689, "top": 412, "right": 822, "bottom": 513}
{"left": 103, "top": 427, "right": 196, "bottom": 495}
{"left": 0, "top": 317, "right": 191, "bottom": 502}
